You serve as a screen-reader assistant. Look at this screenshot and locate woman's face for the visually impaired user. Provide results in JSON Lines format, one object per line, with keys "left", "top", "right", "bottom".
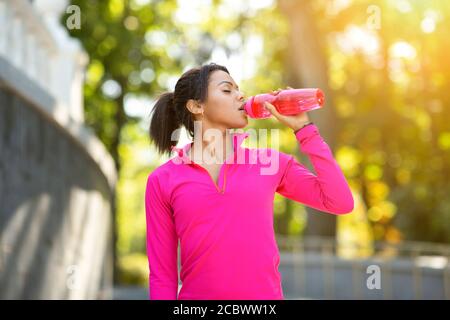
{"left": 200, "top": 70, "right": 248, "bottom": 129}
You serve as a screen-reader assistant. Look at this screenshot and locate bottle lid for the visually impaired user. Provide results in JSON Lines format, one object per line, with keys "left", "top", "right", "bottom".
{"left": 316, "top": 89, "right": 325, "bottom": 106}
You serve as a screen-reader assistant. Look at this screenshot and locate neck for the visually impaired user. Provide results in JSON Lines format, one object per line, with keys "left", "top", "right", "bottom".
{"left": 189, "top": 122, "right": 233, "bottom": 164}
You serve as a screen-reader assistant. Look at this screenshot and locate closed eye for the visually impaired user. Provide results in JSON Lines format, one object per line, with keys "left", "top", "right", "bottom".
{"left": 223, "top": 90, "right": 231, "bottom": 93}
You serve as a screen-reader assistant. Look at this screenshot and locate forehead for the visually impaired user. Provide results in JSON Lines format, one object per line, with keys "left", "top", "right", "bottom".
{"left": 209, "top": 70, "right": 236, "bottom": 86}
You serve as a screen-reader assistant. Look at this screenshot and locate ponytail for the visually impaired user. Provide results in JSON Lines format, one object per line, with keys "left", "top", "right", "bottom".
{"left": 149, "top": 92, "right": 181, "bottom": 155}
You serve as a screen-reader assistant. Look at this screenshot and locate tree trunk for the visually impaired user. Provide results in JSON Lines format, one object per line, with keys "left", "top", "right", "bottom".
{"left": 279, "top": 0, "right": 340, "bottom": 237}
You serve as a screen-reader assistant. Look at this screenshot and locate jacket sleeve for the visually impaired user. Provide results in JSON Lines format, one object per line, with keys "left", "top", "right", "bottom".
{"left": 276, "top": 124, "right": 354, "bottom": 215}
{"left": 145, "top": 173, "right": 178, "bottom": 299}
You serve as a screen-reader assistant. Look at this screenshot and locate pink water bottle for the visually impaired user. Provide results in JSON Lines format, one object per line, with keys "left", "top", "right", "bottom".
{"left": 243, "top": 88, "right": 325, "bottom": 119}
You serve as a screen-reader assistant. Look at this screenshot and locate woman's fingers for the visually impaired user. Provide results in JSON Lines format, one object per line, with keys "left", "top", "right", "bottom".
{"left": 264, "top": 102, "right": 281, "bottom": 118}
{"left": 270, "top": 88, "right": 282, "bottom": 95}
{"left": 271, "top": 86, "right": 293, "bottom": 95}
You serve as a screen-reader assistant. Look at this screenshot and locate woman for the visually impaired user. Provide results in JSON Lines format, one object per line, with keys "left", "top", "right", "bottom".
{"left": 145, "top": 63, "right": 354, "bottom": 300}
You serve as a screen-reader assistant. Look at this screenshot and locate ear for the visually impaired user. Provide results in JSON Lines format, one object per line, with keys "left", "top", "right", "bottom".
{"left": 186, "top": 99, "right": 203, "bottom": 116}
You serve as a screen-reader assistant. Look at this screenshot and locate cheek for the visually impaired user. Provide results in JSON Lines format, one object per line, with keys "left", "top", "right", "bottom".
{"left": 206, "top": 95, "right": 232, "bottom": 119}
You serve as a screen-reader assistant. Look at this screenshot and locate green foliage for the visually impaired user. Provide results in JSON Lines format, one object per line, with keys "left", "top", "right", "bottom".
{"left": 64, "top": 0, "right": 183, "bottom": 169}
{"left": 117, "top": 253, "right": 149, "bottom": 285}
{"left": 317, "top": 0, "right": 450, "bottom": 243}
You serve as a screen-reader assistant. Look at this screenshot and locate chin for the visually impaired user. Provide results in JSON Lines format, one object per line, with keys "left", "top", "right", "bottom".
{"left": 232, "top": 119, "right": 248, "bottom": 129}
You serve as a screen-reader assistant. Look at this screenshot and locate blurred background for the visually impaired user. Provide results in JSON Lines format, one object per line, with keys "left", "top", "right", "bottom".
{"left": 1, "top": 0, "right": 449, "bottom": 299}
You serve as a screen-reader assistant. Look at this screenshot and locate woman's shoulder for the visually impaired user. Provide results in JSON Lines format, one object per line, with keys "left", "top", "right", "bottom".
{"left": 147, "top": 157, "right": 178, "bottom": 182}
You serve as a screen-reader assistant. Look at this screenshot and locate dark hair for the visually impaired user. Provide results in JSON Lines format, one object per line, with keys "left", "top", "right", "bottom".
{"left": 149, "top": 63, "right": 229, "bottom": 155}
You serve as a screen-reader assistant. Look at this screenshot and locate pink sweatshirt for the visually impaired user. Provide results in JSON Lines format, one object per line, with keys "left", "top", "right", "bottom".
{"left": 145, "top": 124, "right": 354, "bottom": 300}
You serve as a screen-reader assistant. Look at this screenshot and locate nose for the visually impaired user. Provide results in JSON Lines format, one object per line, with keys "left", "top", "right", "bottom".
{"left": 237, "top": 90, "right": 245, "bottom": 101}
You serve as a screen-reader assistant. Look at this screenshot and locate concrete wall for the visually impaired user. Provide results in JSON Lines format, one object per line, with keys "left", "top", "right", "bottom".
{"left": 0, "top": 57, "right": 116, "bottom": 299}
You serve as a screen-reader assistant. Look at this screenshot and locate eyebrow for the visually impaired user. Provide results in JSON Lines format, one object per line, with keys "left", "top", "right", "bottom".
{"left": 217, "top": 80, "right": 239, "bottom": 90}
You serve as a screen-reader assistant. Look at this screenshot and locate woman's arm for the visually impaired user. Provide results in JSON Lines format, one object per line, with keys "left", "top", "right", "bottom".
{"left": 145, "top": 173, "right": 178, "bottom": 299}
{"left": 276, "top": 124, "right": 354, "bottom": 214}
{"left": 263, "top": 95, "right": 353, "bottom": 215}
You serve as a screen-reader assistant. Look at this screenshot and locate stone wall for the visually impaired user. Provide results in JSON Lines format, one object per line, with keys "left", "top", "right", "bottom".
{"left": 0, "top": 58, "right": 116, "bottom": 299}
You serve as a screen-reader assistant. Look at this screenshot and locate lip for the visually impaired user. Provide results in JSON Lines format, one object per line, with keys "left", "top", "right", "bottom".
{"left": 238, "top": 101, "right": 246, "bottom": 111}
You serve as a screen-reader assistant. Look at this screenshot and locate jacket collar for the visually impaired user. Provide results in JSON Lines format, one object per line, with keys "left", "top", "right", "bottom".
{"left": 171, "top": 132, "right": 250, "bottom": 164}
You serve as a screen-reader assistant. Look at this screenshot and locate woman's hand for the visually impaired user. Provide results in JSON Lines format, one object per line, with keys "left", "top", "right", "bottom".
{"left": 264, "top": 86, "right": 311, "bottom": 131}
